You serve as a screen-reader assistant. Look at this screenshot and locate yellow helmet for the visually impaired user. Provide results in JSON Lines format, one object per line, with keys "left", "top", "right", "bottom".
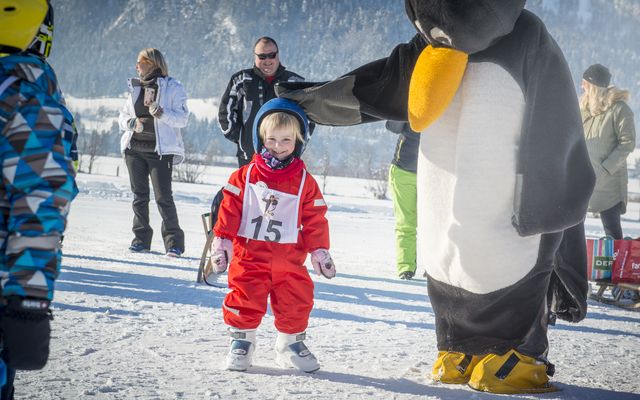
{"left": 0, "top": 0, "right": 49, "bottom": 54}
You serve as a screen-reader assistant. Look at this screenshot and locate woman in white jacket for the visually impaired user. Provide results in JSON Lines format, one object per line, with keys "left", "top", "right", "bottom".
{"left": 118, "top": 48, "right": 189, "bottom": 257}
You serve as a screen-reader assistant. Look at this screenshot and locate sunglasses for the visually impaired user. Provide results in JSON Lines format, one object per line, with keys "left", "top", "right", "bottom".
{"left": 255, "top": 52, "right": 278, "bottom": 60}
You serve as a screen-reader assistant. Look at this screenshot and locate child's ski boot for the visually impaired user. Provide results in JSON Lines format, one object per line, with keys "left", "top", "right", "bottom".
{"left": 275, "top": 332, "right": 320, "bottom": 373}
{"left": 225, "top": 328, "right": 256, "bottom": 371}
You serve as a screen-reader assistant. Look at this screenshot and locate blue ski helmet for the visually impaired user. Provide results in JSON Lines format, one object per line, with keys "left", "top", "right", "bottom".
{"left": 252, "top": 98, "right": 310, "bottom": 158}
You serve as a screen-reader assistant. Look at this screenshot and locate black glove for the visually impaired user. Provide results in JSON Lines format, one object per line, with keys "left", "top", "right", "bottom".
{"left": 0, "top": 296, "right": 53, "bottom": 370}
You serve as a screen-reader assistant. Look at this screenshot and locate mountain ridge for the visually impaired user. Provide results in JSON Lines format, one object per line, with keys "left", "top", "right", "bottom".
{"left": 49, "top": 0, "right": 638, "bottom": 116}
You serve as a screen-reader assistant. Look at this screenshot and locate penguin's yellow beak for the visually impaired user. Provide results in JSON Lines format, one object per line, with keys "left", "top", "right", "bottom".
{"left": 408, "top": 45, "right": 468, "bottom": 132}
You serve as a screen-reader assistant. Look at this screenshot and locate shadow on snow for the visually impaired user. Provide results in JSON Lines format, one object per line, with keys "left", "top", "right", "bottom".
{"left": 59, "top": 255, "right": 637, "bottom": 338}
{"left": 56, "top": 264, "right": 223, "bottom": 310}
{"left": 63, "top": 253, "right": 199, "bottom": 273}
{"left": 57, "top": 253, "right": 433, "bottom": 328}
{"left": 245, "top": 366, "right": 640, "bottom": 400}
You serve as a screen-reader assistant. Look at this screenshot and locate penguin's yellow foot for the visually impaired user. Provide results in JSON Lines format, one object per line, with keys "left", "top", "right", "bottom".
{"left": 468, "top": 349, "right": 559, "bottom": 394}
{"left": 431, "top": 351, "right": 484, "bottom": 384}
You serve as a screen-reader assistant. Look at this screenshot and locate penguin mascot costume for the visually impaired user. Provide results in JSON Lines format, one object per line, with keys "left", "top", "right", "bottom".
{"left": 277, "top": 0, "right": 595, "bottom": 394}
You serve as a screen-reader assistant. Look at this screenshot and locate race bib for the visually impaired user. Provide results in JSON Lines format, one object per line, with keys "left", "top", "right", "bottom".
{"left": 237, "top": 166, "right": 306, "bottom": 244}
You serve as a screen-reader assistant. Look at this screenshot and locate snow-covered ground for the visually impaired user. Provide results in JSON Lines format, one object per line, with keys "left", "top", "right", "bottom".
{"left": 13, "top": 156, "right": 640, "bottom": 399}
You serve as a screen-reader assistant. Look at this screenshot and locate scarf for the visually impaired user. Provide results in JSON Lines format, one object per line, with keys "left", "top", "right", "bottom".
{"left": 259, "top": 147, "right": 295, "bottom": 170}
{"left": 253, "top": 152, "right": 303, "bottom": 182}
{"left": 139, "top": 68, "right": 164, "bottom": 86}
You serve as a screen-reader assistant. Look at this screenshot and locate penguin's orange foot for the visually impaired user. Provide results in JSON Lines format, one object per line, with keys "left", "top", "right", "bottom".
{"left": 431, "top": 351, "right": 484, "bottom": 384}
{"left": 468, "top": 349, "right": 559, "bottom": 394}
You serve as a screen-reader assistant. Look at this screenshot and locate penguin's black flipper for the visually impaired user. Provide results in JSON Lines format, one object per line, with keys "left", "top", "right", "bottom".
{"left": 504, "top": 12, "right": 595, "bottom": 236}
{"left": 276, "top": 34, "right": 427, "bottom": 126}
{"left": 275, "top": 81, "right": 319, "bottom": 92}
{"left": 551, "top": 222, "right": 589, "bottom": 323}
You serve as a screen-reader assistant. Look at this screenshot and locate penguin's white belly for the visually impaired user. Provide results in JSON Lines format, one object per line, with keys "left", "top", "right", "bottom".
{"left": 418, "top": 63, "right": 541, "bottom": 294}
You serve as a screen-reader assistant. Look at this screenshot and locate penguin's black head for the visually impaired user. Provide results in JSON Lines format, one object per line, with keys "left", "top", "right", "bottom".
{"left": 405, "top": 0, "right": 525, "bottom": 54}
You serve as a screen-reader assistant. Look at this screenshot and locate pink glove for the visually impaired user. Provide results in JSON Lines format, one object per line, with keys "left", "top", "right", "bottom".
{"left": 311, "top": 249, "right": 336, "bottom": 279}
{"left": 210, "top": 237, "right": 233, "bottom": 274}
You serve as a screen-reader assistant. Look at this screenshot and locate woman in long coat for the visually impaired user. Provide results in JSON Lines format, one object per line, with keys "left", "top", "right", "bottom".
{"left": 581, "top": 63, "right": 636, "bottom": 239}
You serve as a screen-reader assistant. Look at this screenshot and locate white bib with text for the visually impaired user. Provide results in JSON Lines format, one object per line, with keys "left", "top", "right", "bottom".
{"left": 237, "top": 165, "right": 306, "bottom": 244}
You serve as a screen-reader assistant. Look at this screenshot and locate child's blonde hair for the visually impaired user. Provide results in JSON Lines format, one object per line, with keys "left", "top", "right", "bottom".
{"left": 259, "top": 112, "right": 304, "bottom": 143}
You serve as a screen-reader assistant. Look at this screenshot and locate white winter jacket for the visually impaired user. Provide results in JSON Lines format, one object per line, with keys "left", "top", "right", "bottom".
{"left": 118, "top": 76, "right": 189, "bottom": 165}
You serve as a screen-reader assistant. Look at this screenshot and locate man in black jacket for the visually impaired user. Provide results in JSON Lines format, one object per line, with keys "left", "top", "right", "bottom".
{"left": 218, "top": 37, "right": 305, "bottom": 167}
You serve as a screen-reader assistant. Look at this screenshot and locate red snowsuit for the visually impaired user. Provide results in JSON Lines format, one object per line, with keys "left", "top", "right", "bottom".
{"left": 214, "top": 154, "right": 330, "bottom": 334}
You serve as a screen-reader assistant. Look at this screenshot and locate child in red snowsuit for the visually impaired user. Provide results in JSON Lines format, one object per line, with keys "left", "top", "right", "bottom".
{"left": 210, "top": 98, "right": 336, "bottom": 373}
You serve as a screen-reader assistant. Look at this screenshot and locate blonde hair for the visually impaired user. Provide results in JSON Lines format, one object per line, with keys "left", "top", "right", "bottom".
{"left": 138, "top": 48, "right": 169, "bottom": 77}
{"left": 580, "top": 80, "right": 630, "bottom": 116}
{"left": 259, "top": 112, "right": 303, "bottom": 143}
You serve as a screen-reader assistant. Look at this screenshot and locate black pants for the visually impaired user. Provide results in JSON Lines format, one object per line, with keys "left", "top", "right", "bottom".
{"left": 0, "top": 353, "right": 15, "bottom": 400}
{"left": 125, "top": 150, "right": 184, "bottom": 252}
{"left": 600, "top": 202, "right": 624, "bottom": 240}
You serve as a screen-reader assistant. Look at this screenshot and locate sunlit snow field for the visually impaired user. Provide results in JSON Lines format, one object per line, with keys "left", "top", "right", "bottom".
{"left": 13, "top": 156, "right": 640, "bottom": 400}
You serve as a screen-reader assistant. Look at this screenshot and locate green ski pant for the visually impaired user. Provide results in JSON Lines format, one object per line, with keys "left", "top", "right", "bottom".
{"left": 388, "top": 164, "right": 417, "bottom": 274}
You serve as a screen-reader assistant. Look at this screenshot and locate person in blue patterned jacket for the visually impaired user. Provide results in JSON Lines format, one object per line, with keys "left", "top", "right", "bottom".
{"left": 0, "top": 1, "right": 78, "bottom": 398}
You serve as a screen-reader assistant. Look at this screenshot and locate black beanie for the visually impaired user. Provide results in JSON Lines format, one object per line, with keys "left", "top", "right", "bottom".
{"left": 583, "top": 64, "right": 611, "bottom": 88}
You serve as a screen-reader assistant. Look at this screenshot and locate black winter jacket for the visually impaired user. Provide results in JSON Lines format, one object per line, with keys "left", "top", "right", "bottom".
{"left": 386, "top": 121, "right": 419, "bottom": 173}
{"left": 218, "top": 65, "right": 304, "bottom": 162}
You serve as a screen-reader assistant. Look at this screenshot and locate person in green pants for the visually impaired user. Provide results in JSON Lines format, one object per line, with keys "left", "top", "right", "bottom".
{"left": 386, "top": 121, "right": 420, "bottom": 280}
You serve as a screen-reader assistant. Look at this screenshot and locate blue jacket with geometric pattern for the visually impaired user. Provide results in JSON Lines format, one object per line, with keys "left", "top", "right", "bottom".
{"left": 0, "top": 54, "right": 78, "bottom": 301}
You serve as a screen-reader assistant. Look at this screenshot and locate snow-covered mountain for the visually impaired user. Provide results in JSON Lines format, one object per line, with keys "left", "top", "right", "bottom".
{"left": 50, "top": 0, "right": 640, "bottom": 106}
